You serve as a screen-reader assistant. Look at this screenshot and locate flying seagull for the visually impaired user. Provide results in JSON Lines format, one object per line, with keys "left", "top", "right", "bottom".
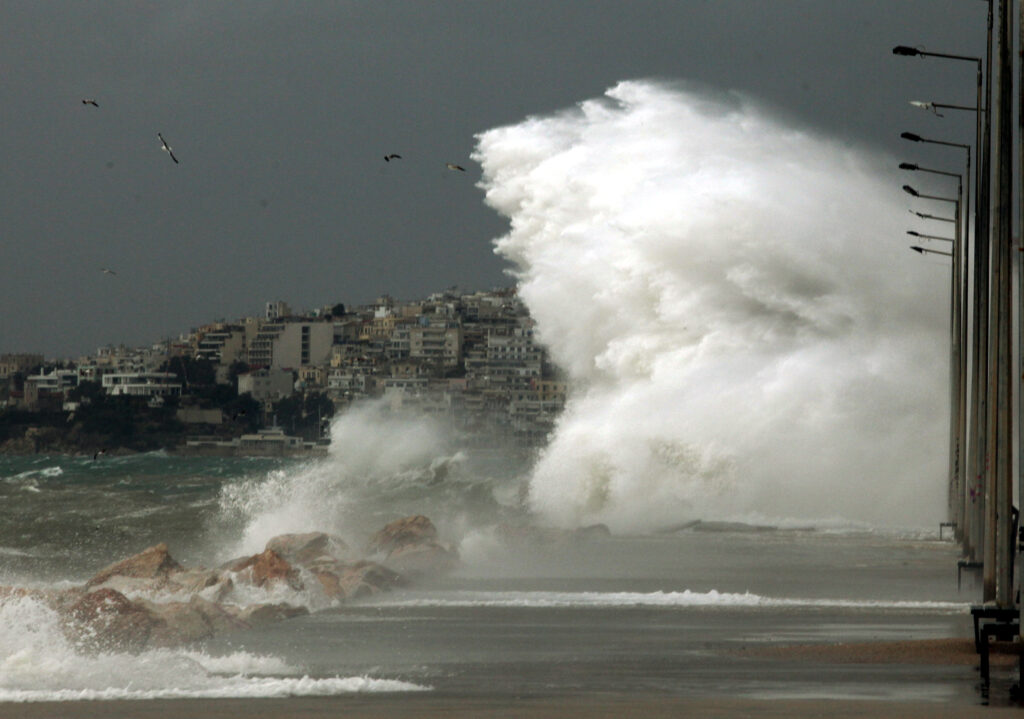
{"left": 445, "top": 163, "right": 466, "bottom": 172}
{"left": 100, "top": 267, "right": 117, "bottom": 275}
{"left": 81, "top": 99, "right": 99, "bottom": 107}
{"left": 384, "top": 153, "right": 402, "bottom": 162}
{"left": 158, "top": 133, "right": 179, "bottom": 164}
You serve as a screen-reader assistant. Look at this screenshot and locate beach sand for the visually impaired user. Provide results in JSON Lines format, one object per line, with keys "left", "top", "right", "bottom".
{"left": 2, "top": 638, "right": 1018, "bottom": 719}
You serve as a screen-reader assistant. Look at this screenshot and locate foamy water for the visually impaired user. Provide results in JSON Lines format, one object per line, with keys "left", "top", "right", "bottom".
{"left": 473, "top": 79, "right": 949, "bottom": 532}
{"left": 217, "top": 401, "right": 521, "bottom": 557}
{"left": 367, "top": 589, "right": 967, "bottom": 612}
{"left": 0, "top": 595, "right": 429, "bottom": 702}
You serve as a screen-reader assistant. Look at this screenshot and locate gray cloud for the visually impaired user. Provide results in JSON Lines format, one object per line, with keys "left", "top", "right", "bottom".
{"left": 0, "top": 1, "right": 985, "bottom": 357}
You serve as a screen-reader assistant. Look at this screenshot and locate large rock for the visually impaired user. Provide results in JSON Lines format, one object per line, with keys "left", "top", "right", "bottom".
{"left": 312, "top": 560, "right": 406, "bottom": 600}
{"left": 365, "top": 515, "right": 460, "bottom": 578}
{"left": 265, "top": 532, "right": 351, "bottom": 567}
{"left": 143, "top": 596, "right": 250, "bottom": 648}
{"left": 384, "top": 541, "right": 459, "bottom": 577}
{"left": 366, "top": 515, "right": 439, "bottom": 556}
{"left": 168, "top": 568, "right": 223, "bottom": 593}
{"left": 226, "top": 549, "right": 303, "bottom": 591}
{"left": 88, "top": 568, "right": 232, "bottom": 603}
{"left": 87, "top": 575, "right": 172, "bottom": 597}
{"left": 85, "top": 543, "right": 184, "bottom": 589}
{"left": 142, "top": 600, "right": 216, "bottom": 647}
{"left": 62, "top": 588, "right": 162, "bottom": 653}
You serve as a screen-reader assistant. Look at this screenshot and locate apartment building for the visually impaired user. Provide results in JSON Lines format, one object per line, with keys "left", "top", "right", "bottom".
{"left": 409, "top": 319, "right": 462, "bottom": 368}
{"left": 465, "top": 325, "right": 542, "bottom": 389}
{"left": 195, "top": 324, "right": 247, "bottom": 365}
{"left": 248, "top": 321, "right": 333, "bottom": 370}
{"left": 102, "top": 372, "right": 182, "bottom": 397}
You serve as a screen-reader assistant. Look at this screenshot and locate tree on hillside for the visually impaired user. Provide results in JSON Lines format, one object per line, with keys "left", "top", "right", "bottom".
{"left": 224, "top": 393, "right": 261, "bottom": 432}
{"left": 272, "top": 391, "right": 334, "bottom": 440}
{"left": 228, "top": 360, "right": 250, "bottom": 386}
{"left": 161, "top": 356, "right": 217, "bottom": 389}
{"left": 67, "top": 380, "right": 103, "bottom": 403}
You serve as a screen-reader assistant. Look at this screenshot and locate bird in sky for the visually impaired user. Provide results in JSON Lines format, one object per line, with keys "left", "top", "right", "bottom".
{"left": 445, "top": 163, "right": 466, "bottom": 172}
{"left": 100, "top": 267, "right": 117, "bottom": 275}
{"left": 384, "top": 153, "right": 402, "bottom": 162}
{"left": 81, "top": 99, "right": 99, "bottom": 107}
{"left": 158, "top": 133, "right": 179, "bottom": 164}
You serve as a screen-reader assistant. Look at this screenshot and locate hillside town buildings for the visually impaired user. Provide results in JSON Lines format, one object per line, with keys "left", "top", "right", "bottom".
{"left": 0, "top": 288, "right": 567, "bottom": 447}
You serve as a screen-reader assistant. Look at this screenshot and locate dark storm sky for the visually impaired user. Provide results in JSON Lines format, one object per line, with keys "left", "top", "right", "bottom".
{"left": 1, "top": 1, "right": 986, "bottom": 358}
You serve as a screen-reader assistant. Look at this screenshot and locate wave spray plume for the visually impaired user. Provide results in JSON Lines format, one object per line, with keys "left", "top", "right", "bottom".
{"left": 474, "top": 80, "right": 950, "bottom": 532}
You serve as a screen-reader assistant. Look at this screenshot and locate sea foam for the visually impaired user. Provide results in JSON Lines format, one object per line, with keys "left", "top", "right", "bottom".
{"left": 368, "top": 589, "right": 966, "bottom": 612}
{"left": 0, "top": 594, "right": 429, "bottom": 702}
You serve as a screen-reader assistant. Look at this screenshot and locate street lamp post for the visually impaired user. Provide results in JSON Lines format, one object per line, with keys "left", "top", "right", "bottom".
{"left": 911, "top": 245, "right": 954, "bottom": 257}
{"left": 894, "top": 40, "right": 991, "bottom": 596}
{"left": 907, "top": 230, "right": 954, "bottom": 243}
{"left": 910, "top": 100, "right": 983, "bottom": 117}
{"left": 909, "top": 209, "right": 956, "bottom": 223}
{"left": 905, "top": 177, "right": 966, "bottom": 548}
{"left": 990, "top": 0, "right": 1013, "bottom": 611}
{"left": 901, "top": 136, "right": 973, "bottom": 559}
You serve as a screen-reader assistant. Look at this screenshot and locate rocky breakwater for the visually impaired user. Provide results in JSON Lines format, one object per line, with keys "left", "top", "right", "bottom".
{"left": 1, "top": 515, "right": 458, "bottom": 653}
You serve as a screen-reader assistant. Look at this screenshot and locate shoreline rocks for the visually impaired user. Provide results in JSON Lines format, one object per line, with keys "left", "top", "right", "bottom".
{"left": 366, "top": 515, "right": 460, "bottom": 578}
{"left": 2, "top": 515, "right": 462, "bottom": 654}
{"left": 85, "top": 542, "right": 184, "bottom": 589}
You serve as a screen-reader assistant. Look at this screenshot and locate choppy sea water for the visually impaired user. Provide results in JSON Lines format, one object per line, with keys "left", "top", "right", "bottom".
{"left": 0, "top": 450, "right": 974, "bottom": 704}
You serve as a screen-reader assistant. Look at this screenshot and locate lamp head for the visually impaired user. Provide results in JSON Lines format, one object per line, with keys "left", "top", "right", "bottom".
{"left": 907, "top": 230, "right": 921, "bottom": 237}
{"left": 901, "top": 132, "right": 923, "bottom": 142}
{"left": 910, "top": 246, "right": 925, "bottom": 254}
{"left": 902, "top": 185, "right": 920, "bottom": 197}
{"left": 893, "top": 46, "right": 922, "bottom": 56}
{"left": 899, "top": 162, "right": 919, "bottom": 171}
{"left": 909, "top": 100, "right": 943, "bottom": 116}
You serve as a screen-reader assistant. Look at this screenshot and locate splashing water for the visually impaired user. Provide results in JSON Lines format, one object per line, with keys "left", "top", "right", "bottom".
{"left": 219, "top": 401, "right": 524, "bottom": 557}
{"left": 0, "top": 595, "right": 429, "bottom": 701}
{"left": 473, "top": 80, "right": 949, "bottom": 532}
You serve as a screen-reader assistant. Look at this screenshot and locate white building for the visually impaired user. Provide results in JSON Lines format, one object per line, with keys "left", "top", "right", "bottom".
{"left": 101, "top": 372, "right": 182, "bottom": 397}
{"left": 265, "top": 300, "right": 292, "bottom": 321}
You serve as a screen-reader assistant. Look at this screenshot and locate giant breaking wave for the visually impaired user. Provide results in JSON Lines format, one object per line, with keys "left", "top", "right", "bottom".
{"left": 473, "top": 80, "right": 950, "bottom": 532}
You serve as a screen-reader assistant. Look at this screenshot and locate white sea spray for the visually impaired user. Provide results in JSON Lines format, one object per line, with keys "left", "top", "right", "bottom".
{"left": 473, "top": 79, "right": 949, "bottom": 532}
